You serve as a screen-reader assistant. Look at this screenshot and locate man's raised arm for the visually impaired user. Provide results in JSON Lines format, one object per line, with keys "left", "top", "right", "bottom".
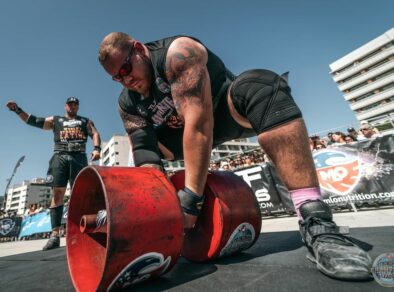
{"left": 6, "top": 100, "right": 53, "bottom": 130}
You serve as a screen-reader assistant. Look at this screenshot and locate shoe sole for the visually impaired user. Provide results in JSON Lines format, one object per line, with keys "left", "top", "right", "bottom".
{"left": 42, "top": 242, "right": 60, "bottom": 251}
{"left": 306, "top": 252, "right": 372, "bottom": 281}
{"left": 42, "top": 245, "right": 60, "bottom": 251}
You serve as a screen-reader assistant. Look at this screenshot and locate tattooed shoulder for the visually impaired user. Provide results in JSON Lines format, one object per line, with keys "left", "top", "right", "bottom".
{"left": 118, "top": 107, "right": 147, "bottom": 134}
{"left": 164, "top": 38, "right": 208, "bottom": 113}
{"left": 165, "top": 38, "right": 206, "bottom": 80}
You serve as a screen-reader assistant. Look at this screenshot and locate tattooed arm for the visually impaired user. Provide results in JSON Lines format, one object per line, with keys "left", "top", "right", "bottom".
{"left": 165, "top": 37, "right": 213, "bottom": 197}
{"left": 118, "top": 106, "right": 164, "bottom": 171}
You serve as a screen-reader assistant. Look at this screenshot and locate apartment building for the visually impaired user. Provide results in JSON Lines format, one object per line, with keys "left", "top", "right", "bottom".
{"left": 4, "top": 178, "right": 52, "bottom": 215}
{"left": 329, "top": 28, "right": 394, "bottom": 133}
{"left": 99, "top": 134, "right": 132, "bottom": 167}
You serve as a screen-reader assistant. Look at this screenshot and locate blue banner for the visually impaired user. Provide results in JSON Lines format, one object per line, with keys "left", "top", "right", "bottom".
{"left": 19, "top": 211, "right": 52, "bottom": 238}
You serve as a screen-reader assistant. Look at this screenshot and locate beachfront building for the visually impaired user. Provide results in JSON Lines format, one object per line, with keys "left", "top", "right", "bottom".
{"left": 99, "top": 134, "right": 132, "bottom": 167}
{"left": 329, "top": 27, "right": 394, "bottom": 134}
{"left": 4, "top": 178, "right": 51, "bottom": 215}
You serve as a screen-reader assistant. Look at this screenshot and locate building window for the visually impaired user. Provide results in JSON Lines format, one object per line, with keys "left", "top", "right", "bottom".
{"left": 334, "top": 43, "right": 392, "bottom": 76}
{"left": 347, "top": 69, "right": 394, "bottom": 93}
{"left": 358, "top": 96, "right": 394, "bottom": 112}
{"left": 352, "top": 82, "right": 394, "bottom": 103}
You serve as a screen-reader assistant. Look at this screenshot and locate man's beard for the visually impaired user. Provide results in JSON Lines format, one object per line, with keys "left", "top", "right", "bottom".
{"left": 67, "top": 111, "right": 77, "bottom": 118}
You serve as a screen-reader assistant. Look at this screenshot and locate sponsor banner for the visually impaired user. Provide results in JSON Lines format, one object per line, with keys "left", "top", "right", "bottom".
{"left": 316, "top": 135, "right": 394, "bottom": 208}
{"left": 234, "top": 135, "right": 394, "bottom": 214}
{"left": 234, "top": 163, "right": 295, "bottom": 215}
{"left": 19, "top": 208, "right": 69, "bottom": 238}
{"left": 18, "top": 211, "right": 52, "bottom": 238}
{"left": 0, "top": 217, "right": 22, "bottom": 238}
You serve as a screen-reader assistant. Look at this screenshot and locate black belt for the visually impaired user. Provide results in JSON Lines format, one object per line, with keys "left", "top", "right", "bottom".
{"left": 54, "top": 143, "right": 86, "bottom": 153}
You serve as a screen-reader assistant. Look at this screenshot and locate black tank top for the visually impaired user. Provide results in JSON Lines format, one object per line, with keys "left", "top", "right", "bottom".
{"left": 118, "top": 36, "right": 249, "bottom": 159}
{"left": 118, "top": 36, "right": 234, "bottom": 129}
{"left": 53, "top": 116, "right": 89, "bottom": 146}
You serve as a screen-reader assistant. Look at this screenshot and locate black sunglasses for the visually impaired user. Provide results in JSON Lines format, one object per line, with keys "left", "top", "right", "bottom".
{"left": 112, "top": 46, "right": 134, "bottom": 82}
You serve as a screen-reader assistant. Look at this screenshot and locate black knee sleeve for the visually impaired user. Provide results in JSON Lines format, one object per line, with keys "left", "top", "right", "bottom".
{"left": 299, "top": 200, "right": 332, "bottom": 222}
{"left": 230, "top": 69, "right": 302, "bottom": 133}
{"left": 50, "top": 205, "right": 64, "bottom": 229}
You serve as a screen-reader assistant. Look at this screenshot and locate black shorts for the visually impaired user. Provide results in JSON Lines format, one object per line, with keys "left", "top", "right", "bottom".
{"left": 230, "top": 69, "right": 302, "bottom": 134}
{"left": 46, "top": 152, "right": 88, "bottom": 188}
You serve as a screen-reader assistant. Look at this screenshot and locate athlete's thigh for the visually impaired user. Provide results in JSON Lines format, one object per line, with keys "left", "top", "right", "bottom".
{"left": 46, "top": 153, "right": 69, "bottom": 187}
{"left": 69, "top": 153, "right": 88, "bottom": 187}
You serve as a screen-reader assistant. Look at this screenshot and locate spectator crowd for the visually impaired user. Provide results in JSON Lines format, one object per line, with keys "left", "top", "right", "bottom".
{"left": 309, "top": 121, "right": 381, "bottom": 151}
{"left": 185, "top": 120, "right": 384, "bottom": 174}
{"left": 209, "top": 149, "right": 268, "bottom": 172}
{"left": 204, "top": 121, "right": 383, "bottom": 172}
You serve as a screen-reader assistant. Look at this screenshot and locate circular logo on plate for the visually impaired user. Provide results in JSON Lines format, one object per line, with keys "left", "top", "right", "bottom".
{"left": 371, "top": 253, "right": 394, "bottom": 287}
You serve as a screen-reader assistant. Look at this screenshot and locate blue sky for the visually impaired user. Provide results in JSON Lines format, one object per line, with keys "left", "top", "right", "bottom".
{"left": 1, "top": 0, "right": 393, "bottom": 195}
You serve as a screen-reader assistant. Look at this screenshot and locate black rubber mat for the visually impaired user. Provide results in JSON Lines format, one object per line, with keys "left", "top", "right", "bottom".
{"left": 1, "top": 227, "right": 393, "bottom": 291}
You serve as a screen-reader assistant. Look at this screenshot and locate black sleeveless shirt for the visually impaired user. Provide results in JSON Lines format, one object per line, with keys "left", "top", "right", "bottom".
{"left": 118, "top": 36, "right": 249, "bottom": 160}
{"left": 53, "top": 116, "right": 89, "bottom": 146}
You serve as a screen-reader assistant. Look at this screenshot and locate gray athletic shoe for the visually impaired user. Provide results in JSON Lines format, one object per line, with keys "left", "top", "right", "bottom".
{"left": 42, "top": 235, "right": 60, "bottom": 251}
{"left": 299, "top": 201, "right": 372, "bottom": 280}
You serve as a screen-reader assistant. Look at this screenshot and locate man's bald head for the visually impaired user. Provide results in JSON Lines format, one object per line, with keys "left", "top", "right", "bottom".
{"left": 98, "top": 32, "right": 135, "bottom": 65}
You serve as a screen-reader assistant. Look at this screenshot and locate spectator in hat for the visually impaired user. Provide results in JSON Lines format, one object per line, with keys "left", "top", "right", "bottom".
{"left": 347, "top": 127, "right": 359, "bottom": 141}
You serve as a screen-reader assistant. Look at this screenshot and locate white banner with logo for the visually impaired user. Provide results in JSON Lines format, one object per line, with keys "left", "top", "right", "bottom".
{"left": 234, "top": 135, "right": 394, "bottom": 215}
